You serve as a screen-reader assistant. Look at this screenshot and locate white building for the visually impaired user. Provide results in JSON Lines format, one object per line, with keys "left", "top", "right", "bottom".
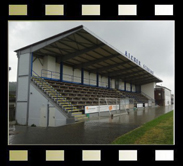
{"left": 155, "top": 85, "right": 171, "bottom": 106}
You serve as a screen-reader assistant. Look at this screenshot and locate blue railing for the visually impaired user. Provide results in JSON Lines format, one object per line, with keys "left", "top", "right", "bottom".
{"left": 41, "top": 69, "right": 60, "bottom": 80}
{"left": 40, "top": 69, "right": 109, "bottom": 88}
{"left": 32, "top": 70, "right": 74, "bottom": 112}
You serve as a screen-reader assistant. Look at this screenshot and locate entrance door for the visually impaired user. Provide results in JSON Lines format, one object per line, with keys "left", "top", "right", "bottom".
{"left": 39, "top": 106, "right": 47, "bottom": 127}
{"left": 49, "top": 107, "right": 56, "bottom": 127}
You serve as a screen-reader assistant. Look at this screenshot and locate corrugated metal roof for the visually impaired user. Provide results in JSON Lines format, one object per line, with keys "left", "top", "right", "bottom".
{"left": 15, "top": 25, "right": 162, "bottom": 85}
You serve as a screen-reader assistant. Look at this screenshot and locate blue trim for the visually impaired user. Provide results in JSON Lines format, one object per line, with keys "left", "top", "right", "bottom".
{"left": 108, "top": 77, "right": 110, "bottom": 89}
{"left": 96, "top": 73, "right": 99, "bottom": 87}
{"left": 130, "top": 83, "right": 132, "bottom": 92}
{"left": 81, "top": 68, "right": 84, "bottom": 85}
{"left": 41, "top": 77, "right": 60, "bottom": 81}
{"left": 31, "top": 53, "right": 33, "bottom": 76}
{"left": 84, "top": 83, "right": 97, "bottom": 87}
{"left": 40, "top": 76, "right": 111, "bottom": 89}
{"left": 60, "top": 61, "right": 63, "bottom": 82}
{"left": 98, "top": 86, "right": 108, "bottom": 89}
{"left": 62, "top": 80, "right": 82, "bottom": 85}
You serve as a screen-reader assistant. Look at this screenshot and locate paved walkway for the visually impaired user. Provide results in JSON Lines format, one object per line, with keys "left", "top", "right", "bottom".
{"left": 9, "top": 105, "right": 173, "bottom": 145}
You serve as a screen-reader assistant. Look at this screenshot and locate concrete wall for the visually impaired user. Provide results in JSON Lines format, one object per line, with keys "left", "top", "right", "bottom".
{"left": 33, "top": 55, "right": 60, "bottom": 79}
{"left": 111, "top": 79, "right": 115, "bottom": 89}
{"left": 126, "top": 83, "right": 131, "bottom": 91}
{"left": 28, "top": 83, "right": 67, "bottom": 127}
{"left": 73, "top": 68, "right": 81, "bottom": 83}
{"left": 55, "top": 62, "right": 60, "bottom": 73}
{"left": 32, "top": 56, "right": 43, "bottom": 76}
{"left": 99, "top": 75, "right": 108, "bottom": 87}
{"left": 119, "top": 80, "right": 124, "bottom": 90}
{"left": 16, "top": 53, "right": 31, "bottom": 125}
{"left": 84, "top": 70, "right": 90, "bottom": 84}
{"left": 132, "top": 84, "right": 136, "bottom": 92}
{"left": 42, "top": 55, "right": 57, "bottom": 78}
{"left": 90, "top": 73, "right": 96, "bottom": 86}
{"left": 63, "top": 65, "right": 73, "bottom": 82}
{"left": 141, "top": 82, "right": 155, "bottom": 99}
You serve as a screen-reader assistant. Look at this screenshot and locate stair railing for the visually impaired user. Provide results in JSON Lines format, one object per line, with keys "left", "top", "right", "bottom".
{"left": 32, "top": 70, "right": 75, "bottom": 112}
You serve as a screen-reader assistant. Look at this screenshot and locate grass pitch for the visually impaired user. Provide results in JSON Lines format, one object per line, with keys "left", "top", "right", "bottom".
{"left": 112, "top": 110, "right": 173, "bottom": 145}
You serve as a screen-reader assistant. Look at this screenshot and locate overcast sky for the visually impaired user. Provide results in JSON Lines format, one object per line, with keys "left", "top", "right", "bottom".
{"left": 8, "top": 21, "right": 174, "bottom": 94}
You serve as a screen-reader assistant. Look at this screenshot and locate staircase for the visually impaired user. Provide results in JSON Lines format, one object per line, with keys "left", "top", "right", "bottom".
{"left": 31, "top": 75, "right": 88, "bottom": 122}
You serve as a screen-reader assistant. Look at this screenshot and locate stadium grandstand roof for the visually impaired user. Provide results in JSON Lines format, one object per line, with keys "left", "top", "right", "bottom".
{"left": 15, "top": 25, "right": 162, "bottom": 85}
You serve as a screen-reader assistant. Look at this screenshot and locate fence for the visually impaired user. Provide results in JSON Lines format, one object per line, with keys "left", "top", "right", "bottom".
{"left": 41, "top": 69, "right": 108, "bottom": 87}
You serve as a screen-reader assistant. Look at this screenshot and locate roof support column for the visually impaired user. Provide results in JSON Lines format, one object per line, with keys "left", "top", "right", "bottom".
{"left": 108, "top": 77, "right": 110, "bottom": 89}
{"left": 30, "top": 53, "right": 33, "bottom": 77}
{"left": 124, "top": 81, "right": 126, "bottom": 91}
{"left": 60, "top": 61, "right": 63, "bottom": 82}
{"left": 96, "top": 73, "right": 99, "bottom": 87}
{"left": 81, "top": 68, "right": 84, "bottom": 85}
{"left": 130, "top": 83, "right": 132, "bottom": 92}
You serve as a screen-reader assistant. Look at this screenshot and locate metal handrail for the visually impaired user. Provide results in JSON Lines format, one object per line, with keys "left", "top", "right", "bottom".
{"left": 41, "top": 69, "right": 108, "bottom": 87}
{"left": 32, "top": 70, "right": 75, "bottom": 111}
{"left": 41, "top": 69, "right": 60, "bottom": 79}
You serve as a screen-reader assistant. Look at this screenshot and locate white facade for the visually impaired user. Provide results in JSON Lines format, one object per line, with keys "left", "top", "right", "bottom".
{"left": 33, "top": 55, "right": 60, "bottom": 79}
{"left": 132, "top": 84, "right": 136, "bottom": 92}
{"left": 32, "top": 56, "right": 43, "bottom": 76}
{"left": 164, "top": 88, "right": 171, "bottom": 106}
{"left": 126, "top": 83, "right": 131, "bottom": 91}
{"left": 99, "top": 75, "right": 108, "bottom": 87}
{"left": 84, "top": 70, "right": 90, "bottom": 84}
{"left": 63, "top": 65, "right": 72, "bottom": 81}
{"left": 28, "top": 83, "right": 67, "bottom": 127}
{"left": 43, "top": 55, "right": 56, "bottom": 78}
{"left": 111, "top": 79, "right": 115, "bottom": 89}
{"left": 119, "top": 80, "right": 124, "bottom": 90}
{"left": 141, "top": 82, "right": 156, "bottom": 99}
{"left": 73, "top": 68, "right": 81, "bottom": 83}
{"left": 16, "top": 53, "right": 31, "bottom": 125}
{"left": 89, "top": 73, "right": 96, "bottom": 86}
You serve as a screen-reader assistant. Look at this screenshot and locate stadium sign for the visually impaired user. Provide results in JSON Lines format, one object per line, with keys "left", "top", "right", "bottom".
{"left": 85, "top": 105, "right": 119, "bottom": 114}
{"left": 125, "top": 51, "right": 154, "bottom": 75}
{"left": 143, "top": 64, "right": 154, "bottom": 75}
{"left": 125, "top": 51, "right": 141, "bottom": 66}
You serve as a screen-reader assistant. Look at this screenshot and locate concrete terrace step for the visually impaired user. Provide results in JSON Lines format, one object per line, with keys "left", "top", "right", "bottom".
{"left": 33, "top": 78, "right": 86, "bottom": 119}
{"left": 73, "top": 114, "right": 87, "bottom": 118}
{"left": 71, "top": 112, "right": 82, "bottom": 116}
{"left": 67, "top": 109, "right": 81, "bottom": 112}
{"left": 75, "top": 116, "right": 88, "bottom": 121}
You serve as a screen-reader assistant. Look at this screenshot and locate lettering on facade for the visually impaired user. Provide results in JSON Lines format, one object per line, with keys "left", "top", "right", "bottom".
{"left": 125, "top": 51, "right": 153, "bottom": 75}
{"left": 125, "top": 51, "right": 141, "bottom": 66}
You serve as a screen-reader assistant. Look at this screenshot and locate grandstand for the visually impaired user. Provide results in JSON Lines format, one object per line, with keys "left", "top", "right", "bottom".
{"left": 14, "top": 25, "right": 162, "bottom": 127}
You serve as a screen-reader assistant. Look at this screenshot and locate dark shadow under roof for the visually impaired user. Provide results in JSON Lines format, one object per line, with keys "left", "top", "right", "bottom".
{"left": 15, "top": 25, "right": 162, "bottom": 85}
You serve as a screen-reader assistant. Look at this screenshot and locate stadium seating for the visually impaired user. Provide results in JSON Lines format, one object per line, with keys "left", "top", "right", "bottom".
{"left": 32, "top": 77, "right": 149, "bottom": 122}
{"left": 118, "top": 90, "right": 149, "bottom": 103}
{"left": 45, "top": 80, "right": 148, "bottom": 110}
{"left": 46, "top": 80, "right": 122, "bottom": 110}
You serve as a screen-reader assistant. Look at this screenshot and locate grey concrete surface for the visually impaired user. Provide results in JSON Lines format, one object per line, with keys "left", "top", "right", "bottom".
{"left": 9, "top": 105, "right": 173, "bottom": 145}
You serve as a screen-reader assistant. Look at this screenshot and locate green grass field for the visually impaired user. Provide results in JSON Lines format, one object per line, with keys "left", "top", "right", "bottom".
{"left": 112, "top": 110, "right": 173, "bottom": 145}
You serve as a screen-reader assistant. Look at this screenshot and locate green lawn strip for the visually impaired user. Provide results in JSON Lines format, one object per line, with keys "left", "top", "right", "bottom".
{"left": 111, "top": 110, "right": 173, "bottom": 144}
